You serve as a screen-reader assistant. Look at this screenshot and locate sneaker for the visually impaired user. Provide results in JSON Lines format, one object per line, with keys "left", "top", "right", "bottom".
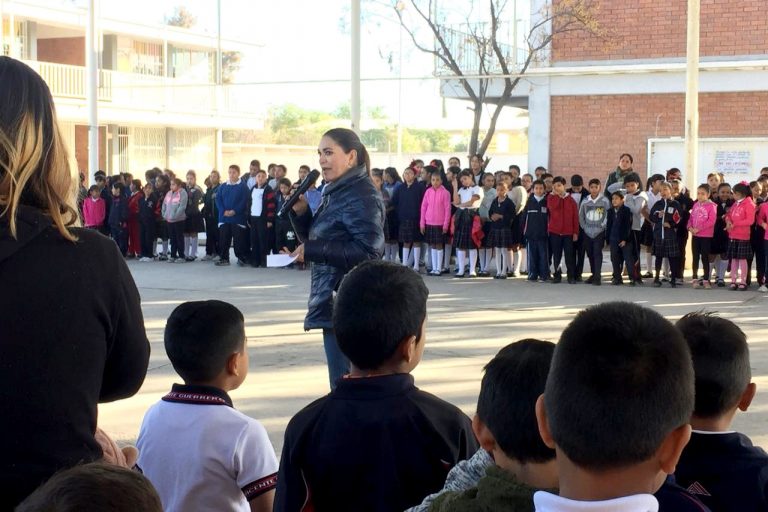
{"left": 441, "top": 268, "right": 449, "bottom": 275}
{"left": 653, "top": 279, "right": 662, "bottom": 287}
{"left": 507, "top": 271, "right": 517, "bottom": 278}
{"left": 236, "top": 259, "right": 248, "bottom": 267}
{"left": 758, "top": 285, "right": 768, "bottom": 293}
{"left": 592, "top": 278, "right": 601, "bottom": 286}
{"left": 454, "top": 272, "right": 465, "bottom": 279}
{"left": 567, "top": 278, "right": 576, "bottom": 284}
{"left": 158, "top": 254, "right": 168, "bottom": 261}
{"left": 703, "top": 280, "right": 711, "bottom": 289}
{"left": 201, "top": 254, "right": 214, "bottom": 261}
{"left": 468, "top": 273, "right": 478, "bottom": 278}
{"left": 642, "top": 272, "right": 653, "bottom": 279}
{"left": 520, "top": 270, "right": 528, "bottom": 275}
{"left": 175, "top": 258, "right": 187, "bottom": 263}
{"left": 213, "top": 255, "right": 221, "bottom": 262}
{"left": 670, "top": 279, "right": 677, "bottom": 288}
{"left": 215, "top": 259, "right": 230, "bottom": 266}
{"left": 552, "top": 274, "right": 562, "bottom": 284}
{"left": 729, "top": 283, "right": 738, "bottom": 291}
{"left": 139, "top": 257, "right": 152, "bottom": 262}
{"left": 186, "top": 256, "right": 197, "bottom": 262}
{"left": 585, "top": 275, "right": 594, "bottom": 284}
{"left": 692, "top": 280, "right": 700, "bottom": 289}
{"left": 634, "top": 279, "right": 644, "bottom": 286}
{"left": 611, "top": 278, "right": 623, "bottom": 286}
{"left": 167, "top": 258, "right": 176, "bottom": 263}
{"left": 716, "top": 279, "right": 725, "bottom": 288}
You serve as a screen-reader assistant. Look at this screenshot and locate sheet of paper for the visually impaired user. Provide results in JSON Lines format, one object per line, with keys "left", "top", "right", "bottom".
{"left": 267, "top": 254, "right": 298, "bottom": 268}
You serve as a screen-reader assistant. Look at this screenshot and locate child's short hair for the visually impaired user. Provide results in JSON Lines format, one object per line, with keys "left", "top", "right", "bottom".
{"left": 588, "top": 178, "right": 601, "bottom": 187}
{"left": 675, "top": 312, "right": 750, "bottom": 418}
{"left": 570, "top": 174, "right": 583, "bottom": 187}
{"left": 552, "top": 176, "right": 566, "bottom": 186}
{"left": 164, "top": 300, "right": 245, "bottom": 383}
{"left": 477, "top": 339, "right": 556, "bottom": 463}
{"left": 541, "top": 173, "right": 553, "bottom": 180}
{"left": 334, "top": 260, "right": 428, "bottom": 370}
{"left": 544, "top": 301, "right": 694, "bottom": 471}
{"left": 457, "top": 169, "right": 473, "bottom": 181}
{"left": 532, "top": 179, "right": 545, "bottom": 189}
{"left": 88, "top": 185, "right": 100, "bottom": 194}
{"left": 16, "top": 462, "right": 162, "bottom": 512}
{"left": 112, "top": 182, "right": 125, "bottom": 194}
{"left": 718, "top": 182, "right": 732, "bottom": 192}
{"left": 697, "top": 183, "right": 711, "bottom": 195}
{"left": 611, "top": 190, "right": 624, "bottom": 200}
{"left": 171, "top": 178, "right": 184, "bottom": 188}
{"left": 256, "top": 169, "right": 267, "bottom": 176}
{"left": 279, "top": 177, "right": 293, "bottom": 189}
{"left": 649, "top": 173, "right": 665, "bottom": 184}
{"left": 623, "top": 172, "right": 641, "bottom": 185}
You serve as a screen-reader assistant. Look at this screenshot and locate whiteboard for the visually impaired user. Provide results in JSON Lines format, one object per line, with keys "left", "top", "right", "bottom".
{"left": 647, "top": 138, "right": 768, "bottom": 186}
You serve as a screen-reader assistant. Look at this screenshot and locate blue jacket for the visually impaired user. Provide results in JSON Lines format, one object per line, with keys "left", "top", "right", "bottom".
{"left": 108, "top": 196, "right": 128, "bottom": 228}
{"left": 393, "top": 181, "right": 426, "bottom": 223}
{"left": 304, "top": 165, "right": 385, "bottom": 330}
{"left": 523, "top": 195, "right": 548, "bottom": 241}
{"left": 607, "top": 205, "right": 632, "bottom": 244}
{"left": 215, "top": 181, "right": 249, "bottom": 225}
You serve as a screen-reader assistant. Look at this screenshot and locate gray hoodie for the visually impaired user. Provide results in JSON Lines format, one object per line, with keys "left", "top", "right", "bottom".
{"left": 579, "top": 194, "right": 611, "bottom": 239}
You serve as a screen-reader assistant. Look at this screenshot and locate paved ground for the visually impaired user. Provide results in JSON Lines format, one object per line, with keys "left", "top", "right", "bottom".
{"left": 100, "top": 257, "right": 768, "bottom": 454}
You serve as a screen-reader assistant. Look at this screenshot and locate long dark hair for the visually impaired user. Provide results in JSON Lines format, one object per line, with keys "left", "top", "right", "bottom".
{"left": 323, "top": 128, "right": 371, "bottom": 172}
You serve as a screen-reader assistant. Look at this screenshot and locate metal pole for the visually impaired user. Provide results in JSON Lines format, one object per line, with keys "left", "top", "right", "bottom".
{"left": 351, "top": 0, "right": 361, "bottom": 134}
{"left": 86, "top": 0, "right": 99, "bottom": 177}
{"left": 216, "top": 0, "right": 222, "bottom": 85}
{"left": 684, "top": 0, "right": 700, "bottom": 193}
{"left": 215, "top": 0, "right": 223, "bottom": 172}
{"left": 396, "top": 21, "right": 403, "bottom": 162}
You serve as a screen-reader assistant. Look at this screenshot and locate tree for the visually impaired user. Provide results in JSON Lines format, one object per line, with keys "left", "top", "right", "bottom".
{"left": 221, "top": 51, "right": 241, "bottom": 84}
{"left": 394, "top": 0, "right": 610, "bottom": 157}
{"left": 165, "top": 6, "right": 197, "bottom": 28}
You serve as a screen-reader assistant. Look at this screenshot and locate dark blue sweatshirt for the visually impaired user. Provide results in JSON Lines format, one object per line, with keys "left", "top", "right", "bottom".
{"left": 215, "top": 181, "right": 249, "bottom": 225}
{"left": 108, "top": 195, "right": 128, "bottom": 228}
{"left": 524, "top": 195, "right": 548, "bottom": 241}
{"left": 393, "top": 181, "right": 426, "bottom": 223}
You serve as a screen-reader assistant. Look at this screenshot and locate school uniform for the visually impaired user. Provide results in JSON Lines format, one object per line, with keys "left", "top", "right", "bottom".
{"left": 524, "top": 195, "right": 549, "bottom": 281}
{"left": 274, "top": 374, "right": 478, "bottom": 512}
{"left": 757, "top": 202, "right": 768, "bottom": 286}
{"left": 138, "top": 192, "right": 159, "bottom": 258}
{"left": 579, "top": 195, "right": 610, "bottom": 283}
{"left": 607, "top": 204, "right": 637, "bottom": 283}
{"left": 82, "top": 196, "right": 106, "bottom": 229}
{"left": 162, "top": 188, "right": 188, "bottom": 260}
{"left": 273, "top": 192, "right": 297, "bottom": 254}
{"left": 248, "top": 184, "right": 276, "bottom": 267}
{"left": 675, "top": 430, "right": 768, "bottom": 512}
{"left": 137, "top": 384, "right": 278, "bottom": 512}
{"left": 675, "top": 192, "right": 694, "bottom": 277}
{"left": 687, "top": 200, "right": 717, "bottom": 281}
{"left": 394, "top": 181, "right": 426, "bottom": 244}
{"left": 623, "top": 190, "right": 648, "bottom": 278}
{"left": 127, "top": 191, "right": 142, "bottom": 256}
{"left": 421, "top": 186, "right": 452, "bottom": 246}
{"left": 479, "top": 188, "right": 497, "bottom": 249}
{"left": 649, "top": 199, "right": 682, "bottom": 261}
{"left": 108, "top": 194, "right": 128, "bottom": 255}
{"left": 568, "top": 188, "right": 589, "bottom": 279}
{"left": 454, "top": 186, "right": 482, "bottom": 250}
{"left": 725, "top": 197, "right": 756, "bottom": 261}
{"left": 216, "top": 181, "right": 250, "bottom": 263}
{"left": 202, "top": 183, "right": 220, "bottom": 257}
{"left": 184, "top": 185, "right": 205, "bottom": 234}
{"left": 487, "top": 196, "right": 516, "bottom": 248}
{"left": 508, "top": 185, "right": 528, "bottom": 245}
{"left": 546, "top": 193, "right": 579, "bottom": 282}
{"left": 749, "top": 197, "right": 765, "bottom": 286}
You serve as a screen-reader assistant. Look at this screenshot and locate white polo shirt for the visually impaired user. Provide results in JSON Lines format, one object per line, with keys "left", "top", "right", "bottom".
{"left": 534, "top": 491, "right": 659, "bottom": 512}
{"left": 458, "top": 185, "right": 482, "bottom": 209}
{"left": 137, "top": 384, "right": 278, "bottom": 512}
{"left": 251, "top": 187, "right": 265, "bottom": 217}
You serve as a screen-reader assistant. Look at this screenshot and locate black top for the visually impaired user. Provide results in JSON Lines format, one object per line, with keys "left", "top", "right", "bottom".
{"left": 675, "top": 431, "right": 768, "bottom": 512}
{"left": 649, "top": 198, "right": 682, "bottom": 239}
{"left": 675, "top": 193, "right": 694, "bottom": 238}
{"left": 303, "top": 165, "right": 385, "bottom": 330}
{"left": 523, "top": 195, "right": 548, "bottom": 240}
{"left": 274, "top": 373, "right": 479, "bottom": 512}
{"left": 0, "top": 206, "right": 150, "bottom": 509}
{"left": 656, "top": 475, "right": 711, "bottom": 511}
{"left": 393, "top": 181, "right": 427, "bottom": 223}
{"left": 607, "top": 205, "right": 632, "bottom": 243}
{"left": 489, "top": 196, "right": 516, "bottom": 230}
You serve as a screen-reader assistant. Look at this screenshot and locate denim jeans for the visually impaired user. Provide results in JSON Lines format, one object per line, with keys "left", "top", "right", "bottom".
{"left": 323, "top": 328, "right": 350, "bottom": 390}
{"left": 526, "top": 239, "right": 549, "bottom": 280}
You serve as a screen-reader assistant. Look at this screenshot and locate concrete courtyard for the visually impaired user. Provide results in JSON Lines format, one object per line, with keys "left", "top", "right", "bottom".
{"left": 101, "top": 258, "right": 768, "bottom": 454}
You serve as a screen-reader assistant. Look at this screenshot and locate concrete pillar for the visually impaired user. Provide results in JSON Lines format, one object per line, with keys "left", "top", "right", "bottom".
{"left": 527, "top": 77, "right": 551, "bottom": 171}
{"left": 27, "top": 21, "right": 36, "bottom": 60}
{"left": 109, "top": 124, "right": 119, "bottom": 174}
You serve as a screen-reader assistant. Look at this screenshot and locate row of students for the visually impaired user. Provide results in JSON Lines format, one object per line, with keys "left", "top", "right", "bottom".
{"left": 19, "top": 260, "right": 767, "bottom": 511}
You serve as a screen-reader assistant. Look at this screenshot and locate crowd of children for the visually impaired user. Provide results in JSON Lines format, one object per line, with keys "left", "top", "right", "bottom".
{"left": 16, "top": 260, "right": 767, "bottom": 512}
{"left": 79, "top": 156, "right": 768, "bottom": 292}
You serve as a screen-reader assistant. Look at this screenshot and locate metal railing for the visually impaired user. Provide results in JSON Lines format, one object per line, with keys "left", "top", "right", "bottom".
{"left": 435, "top": 20, "right": 530, "bottom": 77}
{"left": 23, "top": 60, "right": 258, "bottom": 117}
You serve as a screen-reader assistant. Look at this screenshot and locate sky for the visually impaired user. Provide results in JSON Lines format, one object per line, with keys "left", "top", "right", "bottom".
{"left": 63, "top": 0, "right": 529, "bottom": 130}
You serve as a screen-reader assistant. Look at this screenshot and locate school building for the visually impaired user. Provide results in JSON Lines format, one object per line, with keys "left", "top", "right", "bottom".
{"left": 439, "top": 0, "right": 768, "bottom": 184}
{"left": 0, "top": 0, "right": 261, "bottom": 179}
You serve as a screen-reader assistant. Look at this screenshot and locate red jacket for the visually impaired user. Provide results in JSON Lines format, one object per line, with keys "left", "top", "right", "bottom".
{"left": 547, "top": 193, "right": 579, "bottom": 236}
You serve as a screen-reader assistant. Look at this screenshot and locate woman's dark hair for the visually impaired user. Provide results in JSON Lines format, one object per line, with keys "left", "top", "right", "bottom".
{"left": 619, "top": 153, "right": 634, "bottom": 164}
{"left": 430, "top": 159, "right": 445, "bottom": 174}
{"left": 323, "top": 128, "right": 371, "bottom": 172}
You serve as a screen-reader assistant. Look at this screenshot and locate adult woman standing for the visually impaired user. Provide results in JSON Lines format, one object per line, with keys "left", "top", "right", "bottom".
{"left": 605, "top": 153, "right": 635, "bottom": 197}
{"left": 290, "top": 128, "right": 384, "bottom": 389}
{"left": 0, "top": 57, "right": 150, "bottom": 509}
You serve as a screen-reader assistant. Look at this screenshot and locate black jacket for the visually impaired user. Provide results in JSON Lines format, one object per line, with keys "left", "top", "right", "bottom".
{"left": 393, "top": 181, "right": 426, "bottom": 223}
{"left": 607, "top": 205, "right": 633, "bottom": 244}
{"left": 523, "top": 195, "right": 548, "bottom": 241}
{"left": 274, "top": 374, "right": 478, "bottom": 512}
{"left": 0, "top": 206, "right": 150, "bottom": 509}
{"left": 138, "top": 192, "right": 159, "bottom": 224}
{"left": 201, "top": 183, "right": 220, "bottom": 220}
{"left": 304, "top": 165, "right": 384, "bottom": 330}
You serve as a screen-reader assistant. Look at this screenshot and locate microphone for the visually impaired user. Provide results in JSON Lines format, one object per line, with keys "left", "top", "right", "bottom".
{"left": 278, "top": 169, "right": 320, "bottom": 218}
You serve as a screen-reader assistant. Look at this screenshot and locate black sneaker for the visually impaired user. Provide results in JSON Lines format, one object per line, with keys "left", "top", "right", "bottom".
{"left": 611, "top": 278, "right": 623, "bottom": 286}
{"left": 237, "top": 258, "right": 248, "bottom": 267}
{"left": 653, "top": 279, "right": 662, "bottom": 287}
{"left": 642, "top": 272, "right": 653, "bottom": 278}
{"left": 507, "top": 271, "right": 517, "bottom": 278}
{"left": 592, "top": 278, "right": 601, "bottom": 286}
{"left": 215, "top": 259, "right": 230, "bottom": 266}
{"left": 585, "top": 275, "right": 594, "bottom": 284}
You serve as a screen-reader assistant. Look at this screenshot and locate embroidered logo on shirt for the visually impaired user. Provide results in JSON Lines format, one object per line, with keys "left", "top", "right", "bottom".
{"left": 686, "top": 481, "right": 712, "bottom": 496}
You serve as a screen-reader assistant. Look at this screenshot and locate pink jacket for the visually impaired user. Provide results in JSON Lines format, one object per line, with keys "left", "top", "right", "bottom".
{"left": 82, "top": 197, "right": 105, "bottom": 227}
{"left": 725, "top": 197, "right": 756, "bottom": 241}
{"left": 420, "top": 185, "right": 451, "bottom": 231}
{"left": 687, "top": 200, "right": 716, "bottom": 238}
{"left": 757, "top": 202, "right": 768, "bottom": 241}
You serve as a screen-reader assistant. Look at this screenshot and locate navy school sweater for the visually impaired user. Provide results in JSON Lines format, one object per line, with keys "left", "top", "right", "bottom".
{"left": 606, "top": 205, "right": 632, "bottom": 244}
{"left": 524, "top": 195, "right": 548, "bottom": 241}
{"left": 215, "top": 181, "right": 249, "bottom": 225}
{"left": 393, "top": 181, "right": 427, "bottom": 223}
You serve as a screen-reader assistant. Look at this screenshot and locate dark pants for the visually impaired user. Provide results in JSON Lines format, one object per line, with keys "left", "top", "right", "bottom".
{"left": 656, "top": 255, "right": 681, "bottom": 280}
{"left": 691, "top": 236, "right": 712, "bottom": 281}
{"left": 249, "top": 215, "right": 270, "bottom": 267}
{"left": 763, "top": 240, "right": 768, "bottom": 286}
{"left": 219, "top": 223, "right": 248, "bottom": 262}
{"left": 585, "top": 233, "right": 605, "bottom": 280}
{"left": 630, "top": 230, "right": 642, "bottom": 278}
{"left": 610, "top": 238, "right": 637, "bottom": 282}
{"left": 574, "top": 229, "right": 586, "bottom": 279}
{"left": 139, "top": 220, "right": 156, "bottom": 258}
{"left": 749, "top": 240, "right": 766, "bottom": 286}
{"left": 275, "top": 218, "right": 296, "bottom": 254}
{"left": 323, "top": 329, "right": 350, "bottom": 391}
{"left": 204, "top": 216, "right": 219, "bottom": 256}
{"left": 549, "top": 233, "right": 576, "bottom": 280}
{"left": 167, "top": 221, "right": 185, "bottom": 259}
{"left": 526, "top": 239, "right": 550, "bottom": 281}
{"left": 110, "top": 225, "right": 127, "bottom": 255}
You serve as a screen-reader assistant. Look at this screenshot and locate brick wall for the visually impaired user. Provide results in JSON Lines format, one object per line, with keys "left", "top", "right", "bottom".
{"left": 552, "top": 0, "right": 768, "bottom": 62}
{"left": 548, "top": 92, "right": 768, "bottom": 181}
{"left": 74, "top": 125, "right": 107, "bottom": 173}
{"left": 37, "top": 37, "right": 85, "bottom": 66}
